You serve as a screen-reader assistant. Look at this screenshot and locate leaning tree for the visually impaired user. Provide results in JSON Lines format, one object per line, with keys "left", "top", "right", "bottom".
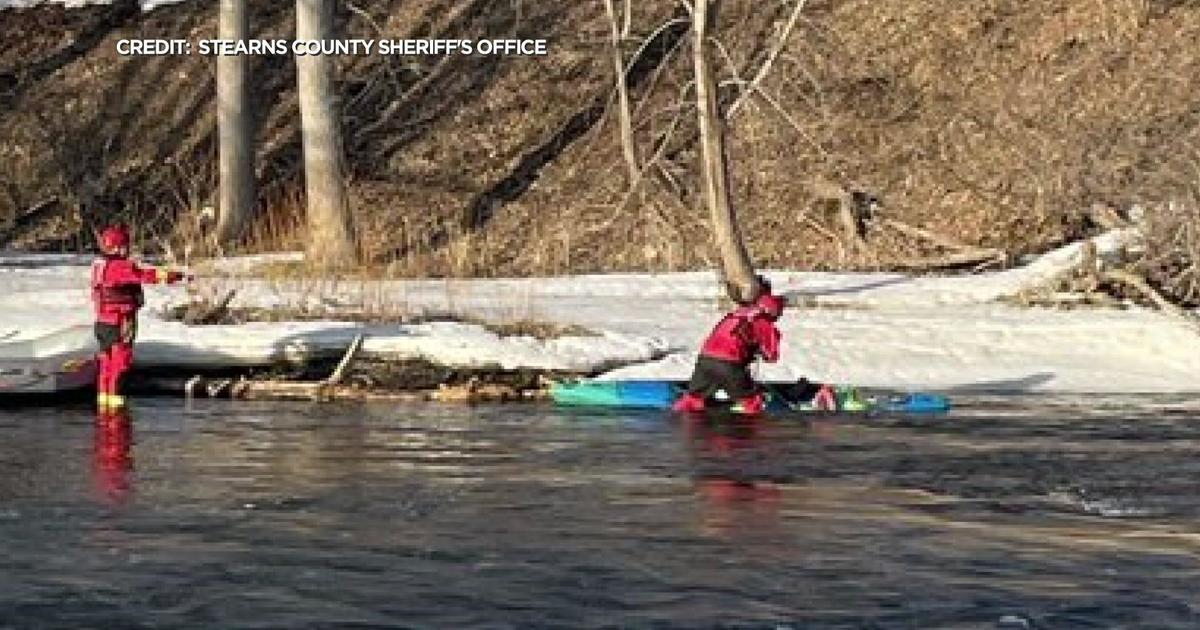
{"left": 692, "top": 0, "right": 759, "bottom": 303}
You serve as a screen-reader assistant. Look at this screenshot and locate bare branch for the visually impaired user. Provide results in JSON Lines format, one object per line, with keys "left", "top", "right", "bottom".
{"left": 603, "top": 0, "right": 640, "bottom": 183}
{"left": 888, "top": 249, "right": 1007, "bottom": 271}
{"left": 877, "top": 216, "right": 979, "bottom": 252}
{"left": 729, "top": 0, "right": 810, "bottom": 119}
{"left": 325, "top": 334, "right": 366, "bottom": 386}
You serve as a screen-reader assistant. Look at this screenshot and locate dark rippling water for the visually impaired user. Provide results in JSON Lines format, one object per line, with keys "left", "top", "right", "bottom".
{"left": 2, "top": 396, "right": 1199, "bottom": 629}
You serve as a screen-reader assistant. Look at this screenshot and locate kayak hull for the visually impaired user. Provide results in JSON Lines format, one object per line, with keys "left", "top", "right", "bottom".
{"left": 550, "top": 379, "right": 950, "bottom": 414}
{"left": 0, "top": 326, "right": 98, "bottom": 395}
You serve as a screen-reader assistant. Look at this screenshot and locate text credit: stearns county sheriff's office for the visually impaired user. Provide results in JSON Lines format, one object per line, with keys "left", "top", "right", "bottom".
{"left": 116, "top": 39, "right": 550, "bottom": 57}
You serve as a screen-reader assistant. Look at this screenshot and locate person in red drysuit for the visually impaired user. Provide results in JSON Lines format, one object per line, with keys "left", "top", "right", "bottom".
{"left": 91, "top": 224, "right": 188, "bottom": 407}
{"left": 672, "top": 281, "right": 786, "bottom": 415}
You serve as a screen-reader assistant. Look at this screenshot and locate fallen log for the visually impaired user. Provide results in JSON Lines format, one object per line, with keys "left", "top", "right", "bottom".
{"left": 182, "top": 334, "right": 365, "bottom": 401}
{"left": 877, "top": 216, "right": 985, "bottom": 253}
{"left": 886, "top": 248, "right": 1007, "bottom": 272}
{"left": 226, "top": 382, "right": 552, "bottom": 403}
{"left": 230, "top": 379, "right": 328, "bottom": 401}
{"left": 230, "top": 334, "right": 364, "bottom": 401}
{"left": 183, "top": 333, "right": 554, "bottom": 403}
{"left": 430, "top": 379, "right": 528, "bottom": 403}
{"left": 1100, "top": 269, "right": 1200, "bottom": 333}
{"left": 872, "top": 215, "right": 1007, "bottom": 271}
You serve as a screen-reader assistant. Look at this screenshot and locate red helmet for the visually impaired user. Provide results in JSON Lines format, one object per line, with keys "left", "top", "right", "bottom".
{"left": 755, "top": 292, "right": 786, "bottom": 320}
{"left": 99, "top": 225, "right": 130, "bottom": 255}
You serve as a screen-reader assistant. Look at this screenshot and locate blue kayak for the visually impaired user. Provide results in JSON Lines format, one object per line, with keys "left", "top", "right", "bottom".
{"left": 550, "top": 379, "right": 950, "bottom": 414}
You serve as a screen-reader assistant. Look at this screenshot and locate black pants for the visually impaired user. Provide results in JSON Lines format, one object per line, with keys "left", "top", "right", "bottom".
{"left": 94, "top": 320, "right": 136, "bottom": 353}
{"left": 685, "top": 355, "right": 757, "bottom": 400}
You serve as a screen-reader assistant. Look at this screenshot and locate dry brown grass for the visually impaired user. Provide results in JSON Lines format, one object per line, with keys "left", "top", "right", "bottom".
{"left": 1138, "top": 199, "right": 1200, "bottom": 307}
{"left": 162, "top": 298, "right": 596, "bottom": 339}
{"left": 415, "top": 0, "right": 1200, "bottom": 277}
{"left": 241, "top": 184, "right": 308, "bottom": 255}
{"left": 3, "top": 0, "right": 1199, "bottom": 297}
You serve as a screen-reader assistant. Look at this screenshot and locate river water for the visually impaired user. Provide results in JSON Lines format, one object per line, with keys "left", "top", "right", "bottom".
{"left": 1, "top": 396, "right": 1199, "bottom": 628}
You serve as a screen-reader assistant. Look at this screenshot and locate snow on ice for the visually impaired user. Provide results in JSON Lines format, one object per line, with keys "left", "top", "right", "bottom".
{"left": 1, "top": 230, "right": 1197, "bottom": 393}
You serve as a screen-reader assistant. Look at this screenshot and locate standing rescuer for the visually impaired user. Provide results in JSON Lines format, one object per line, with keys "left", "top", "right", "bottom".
{"left": 673, "top": 278, "right": 787, "bottom": 415}
{"left": 91, "top": 225, "right": 189, "bottom": 408}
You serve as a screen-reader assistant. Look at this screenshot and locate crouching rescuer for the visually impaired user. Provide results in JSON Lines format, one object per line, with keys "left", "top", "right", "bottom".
{"left": 672, "top": 287, "right": 787, "bottom": 415}
{"left": 92, "top": 225, "right": 189, "bottom": 408}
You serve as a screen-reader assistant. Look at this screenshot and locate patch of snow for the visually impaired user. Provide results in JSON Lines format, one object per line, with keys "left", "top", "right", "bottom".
{"left": 129, "top": 320, "right": 668, "bottom": 372}
{"left": 596, "top": 304, "right": 1200, "bottom": 394}
{"left": 0, "top": 230, "right": 1196, "bottom": 393}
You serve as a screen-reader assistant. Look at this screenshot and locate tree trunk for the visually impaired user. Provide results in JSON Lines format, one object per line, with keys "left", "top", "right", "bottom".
{"left": 296, "top": 0, "right": 357, "bottom": 269}
{"left": 693, "top": 0, "right": 757, "bottom": 303}
{"left": 603, "top": 0, "right": 639, "bottom": 185}
{"left": 215, "top": 0, "right": 255, "bottom": 249}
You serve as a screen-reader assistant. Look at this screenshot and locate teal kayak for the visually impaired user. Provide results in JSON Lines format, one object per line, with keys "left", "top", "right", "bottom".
{"left": 550, "top": 379, "right": 950, "bottom": 414}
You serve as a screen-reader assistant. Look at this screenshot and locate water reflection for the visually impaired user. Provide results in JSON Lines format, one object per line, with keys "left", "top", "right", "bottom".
{"left": 2, "top": 397, "right": 1199, "bottom": 627}
{"left": 92, "top": 407, "right": 134, "bottom": 507}
{"left": 682, "top": 415, "right": 784, "bottom": 538}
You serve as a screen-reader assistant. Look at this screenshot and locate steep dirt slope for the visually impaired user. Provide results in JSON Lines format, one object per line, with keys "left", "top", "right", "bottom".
{"left": 1, "top": 0, "right": 1198, "bottom": 277}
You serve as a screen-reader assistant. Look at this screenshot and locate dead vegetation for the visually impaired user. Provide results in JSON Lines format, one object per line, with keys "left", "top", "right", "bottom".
{"left": 181, "top": 335, "right": 558, "bottom": 403}
{"left": 2, "top": 0, "right": 1199, "bottom": 304}
{"left": 1033, "top": 196, "right": 1200, "bottom": 316}
{"left": 1004, "top": 208, "right": 1200, "bottom": 332}
{"left": 1137, "top": 199, "right": 1200, "bottom": 308}
{"left": 162, "top": 288, "right": 597, "bottom": 339}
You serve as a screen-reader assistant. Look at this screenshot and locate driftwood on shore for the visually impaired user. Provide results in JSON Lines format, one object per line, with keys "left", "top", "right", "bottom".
{"left": 196, "top": 333, "right": 359, "bottom": 401}
{"left": 1004, "top": 234, "right": 1200, "bottom": 334}
{"left": 215, "top": 378, "right": 550, "bottom": 403}
{"left": 884, "top": 247, "right": 1006, "bottom": 272}
{"left": 875, "top": 215, "right": 1007, "bottom": 271}
{"left": 176, "top": 333, "right": 556, "bottom": 403}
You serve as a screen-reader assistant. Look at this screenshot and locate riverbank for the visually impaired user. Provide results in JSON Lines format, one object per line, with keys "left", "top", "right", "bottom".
{"left": 6, "top": 0, "right": 1200, "bottom": 291}
{"left": 2, "top": 230, "right": 1199, "bottom": 397}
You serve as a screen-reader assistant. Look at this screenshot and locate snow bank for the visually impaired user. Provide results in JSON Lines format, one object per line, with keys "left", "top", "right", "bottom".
{"left": 0, "top": 256, "right": 670, "bottom": 374}
{"left": 131, "top": 320, "right": 668, "bottom": 372}
{"left": 597, "top": 304, "right": 1200, "bottom": 394}
{"left": 1, "top": 230, "right": 1196, "bottom": 393}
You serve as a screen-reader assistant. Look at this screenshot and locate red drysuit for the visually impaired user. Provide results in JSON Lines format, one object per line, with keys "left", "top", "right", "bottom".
{"left": 699, "top": 304, "right": 782, "bottom": 365}
{"left": 673, "top": 292, "right": 786, "bottom": 415}
{"left": 91, "top": 255, "right": 183, "bottom": 401}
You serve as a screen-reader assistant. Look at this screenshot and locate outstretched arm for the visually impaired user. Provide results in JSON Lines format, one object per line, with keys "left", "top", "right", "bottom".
{"left": 105, "top": 260, "right": 190, "bottom": 286}
{"left": 147, "top": 266, "right": 190, "bottom": 285}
